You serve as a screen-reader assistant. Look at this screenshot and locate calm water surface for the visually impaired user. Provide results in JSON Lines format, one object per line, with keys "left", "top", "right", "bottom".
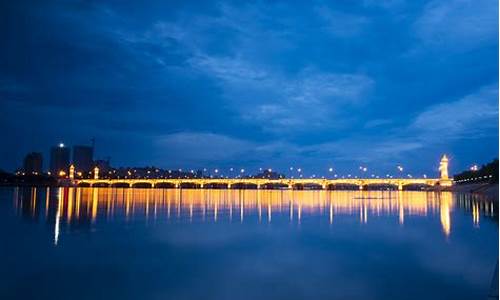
{"left": 0, "top": 187, "right": 497, "bottom": 299}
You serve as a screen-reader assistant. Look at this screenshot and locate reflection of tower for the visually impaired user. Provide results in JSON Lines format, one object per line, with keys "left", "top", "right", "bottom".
{"left": 439, "top": 155, "right": 449, "bottom": 180}
{"left": 439, "top": 192, "right": 452, "bottom": 237}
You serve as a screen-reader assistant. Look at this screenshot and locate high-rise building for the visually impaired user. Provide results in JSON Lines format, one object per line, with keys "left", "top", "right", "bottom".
{"left": 73, "top": 145, "right": 94, "bottom": 172}
{"left": 23, "top": 152, "right": 43, "bottom": 174}
{"left": 50, "top": 143, "right": 70, "bottom": 175}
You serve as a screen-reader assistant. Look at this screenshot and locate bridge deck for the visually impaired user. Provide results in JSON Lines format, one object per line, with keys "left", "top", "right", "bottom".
{"left": 75, "top": 178, "right": 452, "bottom": 189}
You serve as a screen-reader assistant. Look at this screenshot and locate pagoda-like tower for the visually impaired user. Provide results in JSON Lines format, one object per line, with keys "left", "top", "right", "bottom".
{"left": 439, "top": 155, "right": 449, "bottom": 179}
{"left": 438, "top": 155, "right": 452, "bottom": 187}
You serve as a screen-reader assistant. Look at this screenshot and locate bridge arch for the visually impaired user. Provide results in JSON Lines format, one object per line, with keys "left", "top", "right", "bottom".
{"left": 229, "top": 182, "right": 259, "bottom": 189}
{"left": 293, "top": 182, "right": 324, "bottom": 190}
{"left": 363, "top": 183, "right": 399, "bottom": 191}
{"left": 203, "top": 182, "right": 229, "bottom": 189}
{"left": 111, "top": 182, "right": 130, "bottom": 188}
{"left": 131, "top": 182, "right": 153, "bottom": 188}
{"left": 259, "top": 182, "right": 288, "bottom": 190}
{"left": 179, "top": 182, "right": 202, "bottom": 189}
{"left": 327, "top": 183, "right": 360, "bottom": 190}
{"left": 401, "top": 183, "right": 433, "bottom": 191}
{"left": 154, "top": 182, "right": 176, "bottom": 189}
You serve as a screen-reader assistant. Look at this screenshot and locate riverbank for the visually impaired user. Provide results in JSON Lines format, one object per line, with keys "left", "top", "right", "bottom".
{"left": 452, "top": 183, "right": 498, "bottom": 201}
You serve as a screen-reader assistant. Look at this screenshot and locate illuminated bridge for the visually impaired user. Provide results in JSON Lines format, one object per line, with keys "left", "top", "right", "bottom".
{"left": 74, "top": 155, "right": 453, "bottom": 190}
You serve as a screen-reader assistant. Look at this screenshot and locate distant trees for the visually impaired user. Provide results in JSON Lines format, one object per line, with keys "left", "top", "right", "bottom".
{"left": 454, "top": 159, "right": 498, "bottom": 184}
{"left": 0, "top": 171, "right": 57, "bottom": 186}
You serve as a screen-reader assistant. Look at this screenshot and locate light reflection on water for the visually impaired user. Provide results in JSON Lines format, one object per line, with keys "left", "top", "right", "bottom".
{"left": 12, "top": 187, "right": 497, "bottom": 246}
{"left": 2, "top": 187, "right": 498, "bottom": 300}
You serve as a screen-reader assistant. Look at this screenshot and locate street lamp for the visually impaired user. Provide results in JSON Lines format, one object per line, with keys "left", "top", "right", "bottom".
{"left": 397, "top": 165, "right": 404, "bottom": 178}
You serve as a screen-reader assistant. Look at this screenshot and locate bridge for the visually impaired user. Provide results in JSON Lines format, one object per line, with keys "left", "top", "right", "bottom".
{"left": 73, "top": 155, "right": 453, "bottom": 190}
{"left": 75, "top": 177, "right": 451, "bottom": 190}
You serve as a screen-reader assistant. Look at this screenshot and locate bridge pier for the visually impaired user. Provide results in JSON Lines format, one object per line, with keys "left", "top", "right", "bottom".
{"left": 398, "top": 184, "right": 403, "bottom": 191}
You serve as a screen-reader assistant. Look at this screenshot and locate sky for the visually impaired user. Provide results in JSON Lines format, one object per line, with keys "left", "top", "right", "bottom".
{"left": 1, "top": 0, "right": 498, "bottom": 177}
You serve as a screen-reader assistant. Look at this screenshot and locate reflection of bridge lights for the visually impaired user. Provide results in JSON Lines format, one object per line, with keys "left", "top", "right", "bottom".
{"left": 347, "top": 174, "right": 351, "bottom": 177}
{"left": 240, "top": 169, "right": 245, "bottom": 173}
{"left": 334, "top": 174, "right": 338, "bottom": 178}
{"left": 397, "top": 166, "right": 403, "bottom": 172}
{"left": 290, "top": 167, "right": 294, "bottom": 171}
{"left": 297, "top": 168, "right": 302, "bottom": 172}
{"left": 214, "top": 169, "right": 219, "bottom": 173}
{"left": 268, "top": 168, "right": 272, "bottom": 172}
{"left": 329, "top": 167, "right": 333, "bottom": 172}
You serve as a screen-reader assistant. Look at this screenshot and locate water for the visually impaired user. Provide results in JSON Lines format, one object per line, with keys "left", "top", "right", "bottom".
{"left": 0, "top": 187, "right": 497, "bottom": 300}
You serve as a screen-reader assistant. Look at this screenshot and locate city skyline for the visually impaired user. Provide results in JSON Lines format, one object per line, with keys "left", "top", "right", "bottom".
{"left": 15, "top": 140, "right": 477, "bottom": 180}
{"left": 1, "top": 1, "right": 498, "bottom": 175}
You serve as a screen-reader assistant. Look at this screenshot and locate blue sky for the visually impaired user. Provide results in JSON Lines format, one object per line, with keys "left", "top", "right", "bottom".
{"left": 1, "top": 0, "right": 498, "bottom": 177}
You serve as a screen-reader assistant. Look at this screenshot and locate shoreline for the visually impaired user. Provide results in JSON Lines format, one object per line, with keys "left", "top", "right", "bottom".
{"left": 452, "top": 183, "right": 499, "bottom": 201}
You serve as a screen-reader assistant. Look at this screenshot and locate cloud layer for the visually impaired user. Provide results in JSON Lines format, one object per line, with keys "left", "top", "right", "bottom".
{"left": 0, "top": 0, "right": 497, "bottom": 175}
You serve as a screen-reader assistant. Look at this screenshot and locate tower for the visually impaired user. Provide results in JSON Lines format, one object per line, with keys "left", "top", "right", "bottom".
{"left": 94, "top": 166, "right": 99, "bottom": 180}
{"left": 69, "top": 164, "right": 75, "bottom": 180}
{"left": 439, "top": 155, "right": 449, "bottom": 180}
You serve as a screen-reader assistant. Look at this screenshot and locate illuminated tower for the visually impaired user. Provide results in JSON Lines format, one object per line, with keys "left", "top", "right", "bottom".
{"left": 94, "top": 166, "right": 99, "bottom": 180}
{"left": 69, "top": 164, "right": 75, "bottom": 180}
{"left": 439, "top": 155, "right": 449, "bottom": 180}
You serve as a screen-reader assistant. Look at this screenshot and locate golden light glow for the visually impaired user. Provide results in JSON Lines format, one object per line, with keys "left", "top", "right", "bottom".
{"left": 16, "top": 187, "right": 496, "bottom": 242}
{"left": 439, "top": 192, "right": 452, "bottom": 237}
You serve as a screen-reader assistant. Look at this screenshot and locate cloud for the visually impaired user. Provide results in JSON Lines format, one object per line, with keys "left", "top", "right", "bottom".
{"left": 364, "top": 119, "right": 393, "bottom": 129}
{"left": 155, "top": 132, "right": 253, "bottom": 163}
{"left": 411, "top": 83, "right": 498, "bottom": 139}
{"left": 314, "top": 6, "right": 369, "bottom": 37}
{"left": 190, "top": 55, "right": 374, "bottom": 132}
{"left": 414, "top": 0, "right": 498, "bottom": 50}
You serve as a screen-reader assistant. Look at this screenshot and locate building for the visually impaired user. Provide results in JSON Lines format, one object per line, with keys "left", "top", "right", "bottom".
{"left": 73, "top": 145, "right": 94, "bottom": 172}
{"left": 23, "top": 152, "right": 43, "bottom": 174}
{"left": 50, "top": 143, "right": 70, "bottom": 176}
